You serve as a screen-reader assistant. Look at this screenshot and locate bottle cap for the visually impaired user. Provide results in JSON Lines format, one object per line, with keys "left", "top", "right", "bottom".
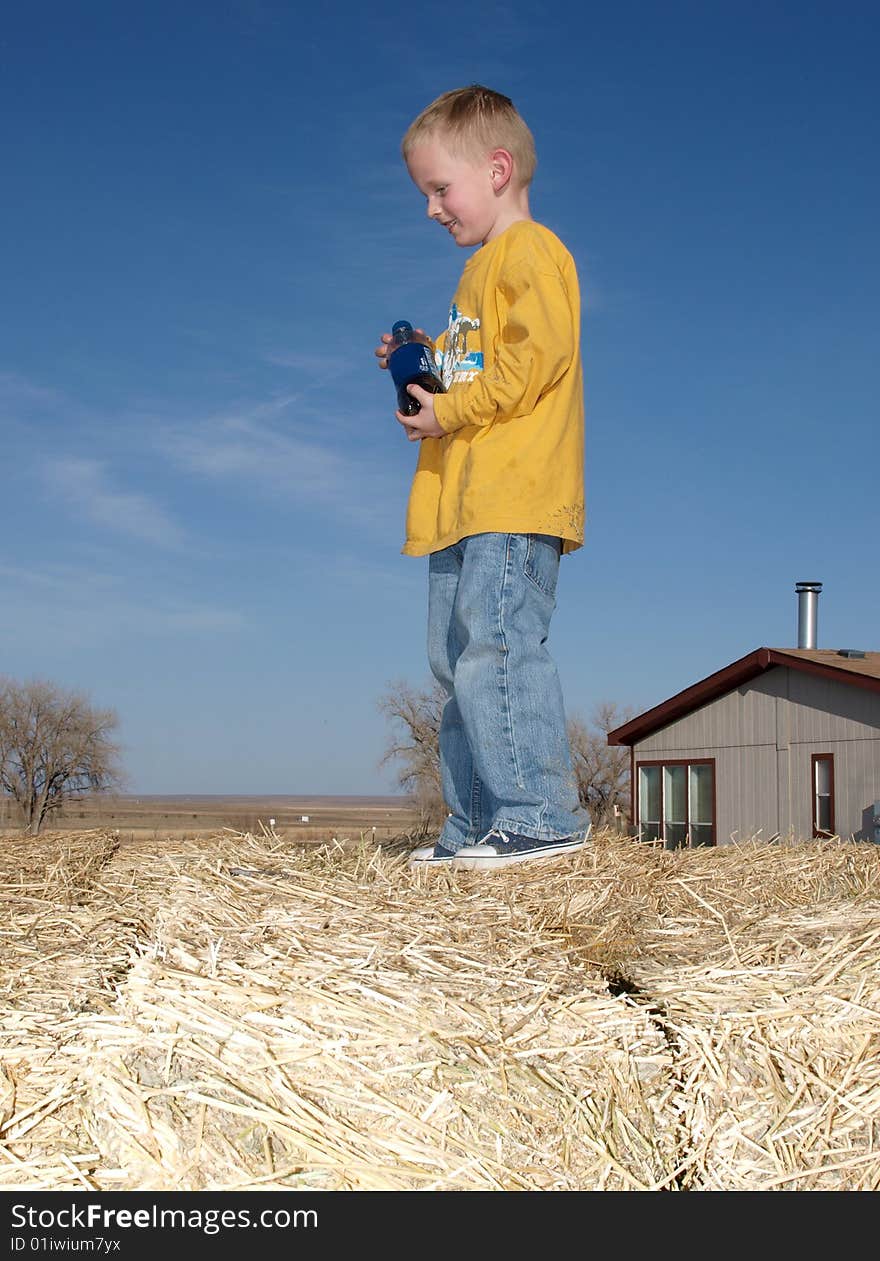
{"left": 391, "top": 320, "right": 413, "bottom": 336}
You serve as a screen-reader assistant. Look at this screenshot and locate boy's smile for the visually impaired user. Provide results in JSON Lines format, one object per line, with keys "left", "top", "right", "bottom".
{"left": 405, "top": 138, "right": 516, "bottom": 248}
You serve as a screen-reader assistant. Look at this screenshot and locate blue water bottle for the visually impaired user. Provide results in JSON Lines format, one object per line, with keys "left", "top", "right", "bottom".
{"left": 387, "top": 320, "right": 445, "bottom": 417}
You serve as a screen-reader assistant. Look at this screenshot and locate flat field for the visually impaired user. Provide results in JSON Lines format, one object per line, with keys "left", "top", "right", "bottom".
{"left": 0, "top": 793, "right": 422, "bottom": 844}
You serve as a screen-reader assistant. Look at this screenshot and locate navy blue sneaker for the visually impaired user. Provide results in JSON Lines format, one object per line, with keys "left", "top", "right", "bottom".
{"left": 453, "top": 827, "right": 590, "bottom": 871}
{"left": 408, "top": 841, "right": 457, "bottom": 868}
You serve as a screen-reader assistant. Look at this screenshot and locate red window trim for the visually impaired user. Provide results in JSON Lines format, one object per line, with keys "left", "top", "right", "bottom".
{"left": 811, "top": 753, "right": 835, "bottom": 838}
{"left": 635, "top": 757, "right": 717, "bottom": 846}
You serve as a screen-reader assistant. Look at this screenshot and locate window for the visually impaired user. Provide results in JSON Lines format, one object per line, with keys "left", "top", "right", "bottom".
{"left": 664, "top": 764, "right": 687, "bottom": 848}
{"left": 639, "top": 765, "right": 661, "bottom": 842}
{"left": 812, "top": 754, "right": 835, "bottom": 837}
{"left": 637, "top": 760, "right": 715, "bottom": 848}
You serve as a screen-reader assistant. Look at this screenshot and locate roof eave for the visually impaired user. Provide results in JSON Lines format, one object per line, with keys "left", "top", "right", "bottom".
{"left": 607, "top": 649, "right": 772, "bottom": 746}
{"left": 607, "top": 647, "right": 880, "bottom": 746}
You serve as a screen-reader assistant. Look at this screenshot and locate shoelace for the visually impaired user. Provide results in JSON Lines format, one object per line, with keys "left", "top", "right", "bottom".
{"left": 483, "top": 827, "right": 511, "bottom": 847}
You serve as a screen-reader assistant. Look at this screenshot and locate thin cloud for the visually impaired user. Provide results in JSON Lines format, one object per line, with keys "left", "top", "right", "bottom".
{"left": 177, "top": 420, "right": 343, "bottom": 493}
{"left": 0, "top": 371, "right": 66, "bottom": 411}
{"left": 0, "top": 560, "right": 119, "bottom": 598}
{"left": 0, "top": 562, "right": 245, "bottom": 640}
{"left": 160, "top": 404, "right": 402, "bottom": 527}
{"left": 42, "top": 457, "right": 184, "bottom": 548}
{"left": 260, "top": 350, "right": 342, "bottom": 373}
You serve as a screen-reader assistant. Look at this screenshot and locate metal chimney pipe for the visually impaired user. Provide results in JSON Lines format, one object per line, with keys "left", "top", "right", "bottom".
{"left": 795, "top": 581, "right": 822, "bottom": 649}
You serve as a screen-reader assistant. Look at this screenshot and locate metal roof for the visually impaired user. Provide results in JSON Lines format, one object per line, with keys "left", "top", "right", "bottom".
{"left": 607, "top": 648, "right": 880, "bottom": 747}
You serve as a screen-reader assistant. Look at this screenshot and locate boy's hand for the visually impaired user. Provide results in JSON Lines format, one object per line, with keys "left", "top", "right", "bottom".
{"left": 374, "top": 333, "right": 393, "bottom": 369}
{"left": 396, "top": 384, "right": 445, "bottom": 440}
{"left": 374, "top": 327, "right": 430, "bottom": 370}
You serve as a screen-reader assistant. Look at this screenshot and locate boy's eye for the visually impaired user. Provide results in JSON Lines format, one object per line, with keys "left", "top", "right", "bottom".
{"left": 434, "top": 185, "right": 447, "bottom": 195}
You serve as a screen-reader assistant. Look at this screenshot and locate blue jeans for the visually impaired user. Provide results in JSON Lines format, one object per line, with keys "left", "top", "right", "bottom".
{"left": 427, "top": 532, "right": 591, "bottom": 852}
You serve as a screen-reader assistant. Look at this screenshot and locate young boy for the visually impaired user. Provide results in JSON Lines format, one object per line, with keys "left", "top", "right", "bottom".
{"left": 376, "top": 85, "right": 591, "bottom": 871}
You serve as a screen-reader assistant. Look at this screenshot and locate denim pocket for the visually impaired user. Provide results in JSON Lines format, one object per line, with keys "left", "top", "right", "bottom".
{"left": 522, "top": 534, "right": 561, "bottom": 599}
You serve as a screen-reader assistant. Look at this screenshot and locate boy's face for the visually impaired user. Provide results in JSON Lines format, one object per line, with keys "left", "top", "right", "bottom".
{"left": 406, "top": 137, "right": 505, "bottom": 248}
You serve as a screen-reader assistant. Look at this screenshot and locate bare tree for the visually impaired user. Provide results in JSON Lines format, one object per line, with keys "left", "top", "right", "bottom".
{"left": 567, "top": 700, "right": 635, "bottom": 828}
{"left": 0, "top": 677, "right": 123, "bottom": 835}
{"left": 378, "top": 679, "right": 446, "bottom": 833}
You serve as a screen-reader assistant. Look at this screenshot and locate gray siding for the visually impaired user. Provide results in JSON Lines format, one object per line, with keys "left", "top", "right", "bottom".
{"left": 633, "top": 667, "right": 880, "bottom": 844}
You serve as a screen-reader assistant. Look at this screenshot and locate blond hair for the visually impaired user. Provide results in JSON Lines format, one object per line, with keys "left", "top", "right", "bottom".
{"left": 401, "top": 84, "right": 537, "bottom": 187}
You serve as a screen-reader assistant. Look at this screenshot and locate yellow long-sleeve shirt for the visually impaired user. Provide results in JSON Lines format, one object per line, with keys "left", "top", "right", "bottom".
{"left": 403, "top": 219, "right": 585, "bottom": 557}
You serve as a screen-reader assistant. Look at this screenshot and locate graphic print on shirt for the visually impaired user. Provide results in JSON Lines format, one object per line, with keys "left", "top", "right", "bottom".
{"left": 438, "top": 303, "right": 482, "bottom": 391}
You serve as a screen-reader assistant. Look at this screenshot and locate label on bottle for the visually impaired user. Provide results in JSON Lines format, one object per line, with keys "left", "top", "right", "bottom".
{"left": 388, "top": 342, "right": 439, "bottom": 388}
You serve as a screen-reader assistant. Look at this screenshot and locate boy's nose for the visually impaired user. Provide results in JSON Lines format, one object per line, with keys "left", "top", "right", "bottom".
{"left": 426, "top": 195, "right": 442, "bottom": 220}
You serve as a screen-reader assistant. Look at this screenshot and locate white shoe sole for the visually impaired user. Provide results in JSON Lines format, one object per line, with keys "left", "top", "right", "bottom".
{"left": 453, "top": 837, "right": 587, "bottom": 871}
{"left": 408, "top": 845, "right": 456, "bottom": 868}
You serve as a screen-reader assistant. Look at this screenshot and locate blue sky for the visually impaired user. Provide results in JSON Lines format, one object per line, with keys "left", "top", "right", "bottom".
{"left": 2, "top": 1, "right": 877, "bottom": 795}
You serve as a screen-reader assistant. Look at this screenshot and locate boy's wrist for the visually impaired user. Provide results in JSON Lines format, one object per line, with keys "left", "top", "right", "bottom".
{"left": 431, "top": 394, "right": 457, "bottom": 434}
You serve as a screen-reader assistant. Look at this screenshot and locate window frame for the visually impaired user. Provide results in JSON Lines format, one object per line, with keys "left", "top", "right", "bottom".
{"left": 635, "top": 757, "right": 717, "bottom": 848}
{"left": 811, "top": 752, "right": 835, "bottom": 838}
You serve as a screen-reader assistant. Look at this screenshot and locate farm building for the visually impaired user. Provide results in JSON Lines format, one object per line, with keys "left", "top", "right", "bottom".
{"left": 607, "top": 582, "right": 880, "bottom": 847}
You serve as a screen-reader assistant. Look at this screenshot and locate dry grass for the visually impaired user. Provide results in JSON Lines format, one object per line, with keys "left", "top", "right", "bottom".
{"left": 1, "top": 827, "right": 878, "bottom": 1191}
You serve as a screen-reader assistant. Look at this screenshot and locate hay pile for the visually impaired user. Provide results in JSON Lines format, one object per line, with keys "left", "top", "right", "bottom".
{"left": 1, "top": 827, "right": 878, "bottom": 1191}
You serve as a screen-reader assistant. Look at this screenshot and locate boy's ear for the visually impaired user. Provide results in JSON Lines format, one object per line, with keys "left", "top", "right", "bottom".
{"left": 489, "top": 148, "right": 514, "bottom": 192}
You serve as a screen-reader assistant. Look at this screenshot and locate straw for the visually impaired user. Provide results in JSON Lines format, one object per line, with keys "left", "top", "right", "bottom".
{"left": 1, "top": 828, "right": 877, "bottom": 1189}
